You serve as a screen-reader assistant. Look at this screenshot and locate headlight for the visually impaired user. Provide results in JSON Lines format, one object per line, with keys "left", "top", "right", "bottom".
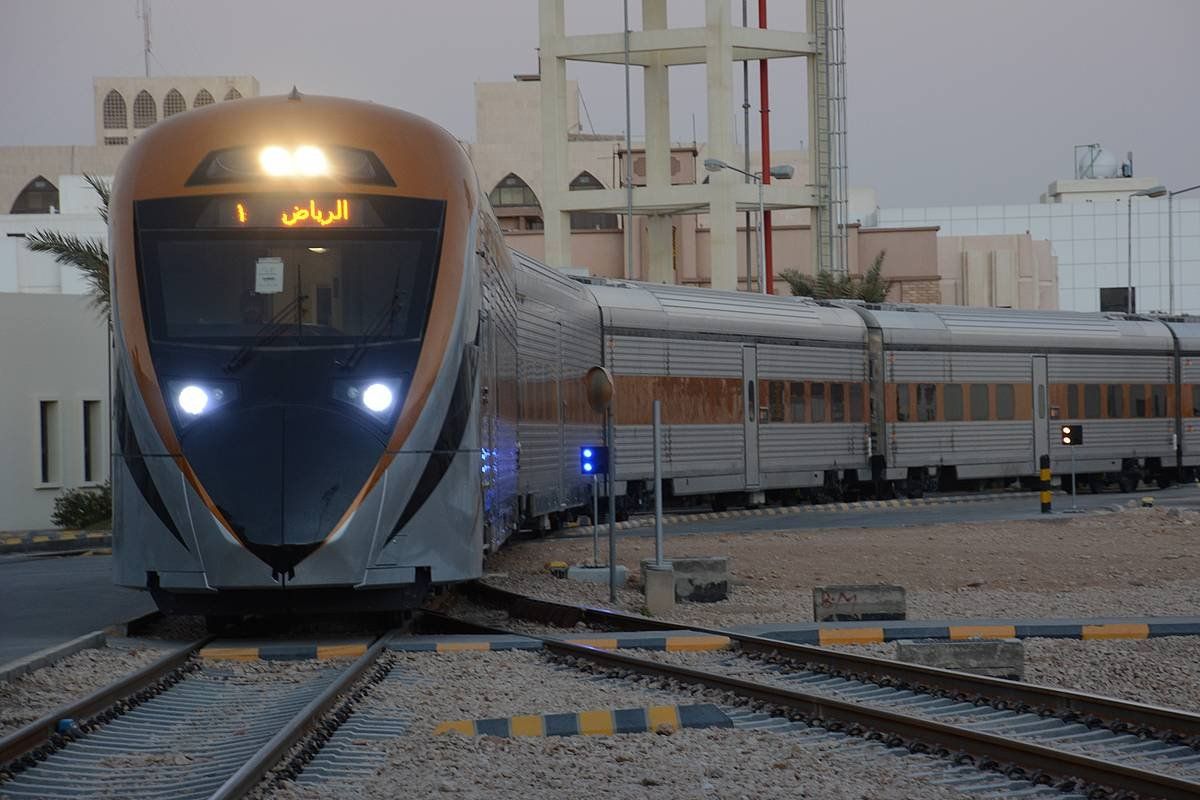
{"left": 333, "top": 378, "right": 403, "bottom": 418}
{"left": 167, "top": 379, "right": 237, "bottom": 421}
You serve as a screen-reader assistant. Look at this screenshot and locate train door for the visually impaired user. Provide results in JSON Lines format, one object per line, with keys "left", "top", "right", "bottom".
{"left": 1032, "top": 355, "right": 1049, "bottom": 466}
{"left": 479, "top": 308, "right": 497, "bottom": 529}
{"left": 742, "top": 346, "right": 760, "bottom": 488}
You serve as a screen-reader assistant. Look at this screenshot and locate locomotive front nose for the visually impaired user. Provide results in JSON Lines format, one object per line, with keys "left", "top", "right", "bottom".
{"left": 183, "top": 403, "right": 383, "bottom": 574}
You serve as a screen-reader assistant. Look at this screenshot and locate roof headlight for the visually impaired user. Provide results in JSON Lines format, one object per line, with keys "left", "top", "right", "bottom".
{"left": 293, "top": 145, "right": 329, "bottom": 176}
{"left": 258, "top": 146, "right": 294, "bottom": 177}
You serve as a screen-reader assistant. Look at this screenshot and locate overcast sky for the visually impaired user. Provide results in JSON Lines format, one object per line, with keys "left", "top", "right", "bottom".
{"left": 1, "top": 1, "right": 1196, "bottom": 206}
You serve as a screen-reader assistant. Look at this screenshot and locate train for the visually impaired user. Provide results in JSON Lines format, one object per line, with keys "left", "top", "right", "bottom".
{"left": 109, "top": 93, "right": 1198, "bottom": 619}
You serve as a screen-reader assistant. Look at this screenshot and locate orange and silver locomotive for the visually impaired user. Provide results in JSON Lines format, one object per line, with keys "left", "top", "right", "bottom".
{"left": 109, "top": 93, "right": 558, "bottom": 615}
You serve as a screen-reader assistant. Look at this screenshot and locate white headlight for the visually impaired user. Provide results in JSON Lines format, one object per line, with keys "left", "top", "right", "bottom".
{"left": 361, "top": 383, "right": 394, "bottom": 413}
{"left": 259, "top": 146, "right": 293, "bottom": 177}
{"left": 294, "top": 145, "right": 329, "bottom": 176}
{"left": 177, "top": 385, "right": 210, "bottom": 416}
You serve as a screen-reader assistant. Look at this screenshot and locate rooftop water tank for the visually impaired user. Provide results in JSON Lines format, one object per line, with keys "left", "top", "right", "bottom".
{"left": 1076, "top": 146, "right": 1121, "bottom": 179}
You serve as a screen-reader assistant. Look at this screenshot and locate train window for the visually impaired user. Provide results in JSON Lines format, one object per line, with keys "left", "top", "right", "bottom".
{"left": 1084, "top": 384, "right": 1101, "bottom": 419}
{"left": 896, "top": 384, "right": 910, "bottom": 422}
{"left": 830, "top": 383, "right": 845, "bottom": 422}
{"left": 1037, "top": 385, "right": 1046, "bottom": 419}
{"left": 768, "top": 381, "right": 785, "bottom": 423}
{"left": 1107, "top": 384, "right": 1124, "bottom": 418}
{"left": 1131, "top": 384, "right": 1147, "bottom": 418}
{"left": 811, "top": 382, "right": 826, "bottom": 423}
{"left": 996, "top": 384, "right": 1015, "bottom": 420}
{"left": 849, "top": 383, "right": 864, "bottom": 423}
{"left": 944, "top": 384, "right": 964, "bottom": 421}
{"left": 1152, "top": 384, "right": 1166, "bottom": 417}
{"left": 969, "top": 384, "right": 989, "bottom": 421}
{"left": 1066, "top": 384, "right": 1079, "bottom": 418}
{"left": 917, "top": 384, "right": 937, "bottom": 422}
{"left": 789, "top": 381, "right": 806, "bottom": 423}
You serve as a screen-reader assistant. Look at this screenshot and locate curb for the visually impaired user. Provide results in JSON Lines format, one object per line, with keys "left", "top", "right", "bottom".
{"left": 611, "top": 491, "right": 1039, "bottom": 531}
{"left": 0, "top": 529, "right": 111, "bottom": 555}
{"left": 0, "top": 630, "right": 107, "bottom": 682}
{"left": 735, "top": 616, "right": 1200, "bottom": 645}
{"left": 388, "top": 632, "right": 731, "bottom": 654}
{"left": 434, "top": 702, "right": 732, "bottom": 737}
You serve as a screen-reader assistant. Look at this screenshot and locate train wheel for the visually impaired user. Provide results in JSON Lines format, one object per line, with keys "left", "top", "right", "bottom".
{"left": 1157, "top": 473, "right": 1174, "bottom": 490}
{"left": 1117, "top": 472, "right": 1139, "bottom": 494}
{"left": 205, "top": 615, "right": 239, "bottom": 634}
{"left": 1087, "top": 474, "right": 1106, "bottom": 494}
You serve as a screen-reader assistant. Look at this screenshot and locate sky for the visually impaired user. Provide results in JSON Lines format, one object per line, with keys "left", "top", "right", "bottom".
{"left": 0, "top": 0, "right": 1196, "bottom": 207}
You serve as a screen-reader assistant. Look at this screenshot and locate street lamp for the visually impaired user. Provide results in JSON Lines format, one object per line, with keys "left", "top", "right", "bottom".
{"left": 704, "top": 157, "right": 795, "bottom": 294}
{"left": 1168, "top": 183, "right": 1200, "bottom": 314}
{"left": 1126, "top": 185, "right": 1167, "bottom": 313}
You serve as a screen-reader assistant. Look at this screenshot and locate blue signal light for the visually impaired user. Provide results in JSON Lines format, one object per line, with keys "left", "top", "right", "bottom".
{"left": 583, "top": 448, "right": 593, "bottom": 459}
{"left": 580, "top": 445, "right": 608, "bottom": 476}
{"left": 583, "top": 462, "right": 593, "bottom": 473}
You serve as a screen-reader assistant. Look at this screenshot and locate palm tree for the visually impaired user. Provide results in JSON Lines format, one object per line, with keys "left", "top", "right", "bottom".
{"left": 780, "top": 249, "right": 891, "bottom": 303}
{"left": 24, "top": 174, "right": 111, "bottom": 324}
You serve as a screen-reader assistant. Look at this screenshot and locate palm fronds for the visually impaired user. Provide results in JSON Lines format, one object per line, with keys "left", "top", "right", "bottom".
{"left": 780, "top": 249, "right": 891, "bottom": 303}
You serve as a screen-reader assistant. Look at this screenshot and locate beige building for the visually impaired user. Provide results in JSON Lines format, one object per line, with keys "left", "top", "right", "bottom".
{"left": 0, "top": 76, "right": 258, "bottom": 215}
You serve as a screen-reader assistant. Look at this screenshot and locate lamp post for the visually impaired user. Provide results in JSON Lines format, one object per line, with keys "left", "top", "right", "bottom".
{"left": 704, "top": 158, "right": 794, "bottom": 294}
{"left": 1168, "top": 184, "right": 1200, "bottom": 315}
{"left": 1126, "top": 185, "right": 1167, "bottom": 313}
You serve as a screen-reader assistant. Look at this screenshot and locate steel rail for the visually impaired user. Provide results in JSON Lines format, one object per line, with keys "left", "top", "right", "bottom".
{"left": 206, "top": 634, "right": 390, "bottom": 800}
{"left": 0, "top": 636, "right": 209, "bottom": 765}
{"left": 423, "top": 609, "right": 1200, "bottom": 800}
{"left": 463, "top": 582, "right": 1200, "bottom": 742}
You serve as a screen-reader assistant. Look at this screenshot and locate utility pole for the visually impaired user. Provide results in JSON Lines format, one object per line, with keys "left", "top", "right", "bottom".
{"left": 138, "top": 0, "right": 152, "bottom": 78}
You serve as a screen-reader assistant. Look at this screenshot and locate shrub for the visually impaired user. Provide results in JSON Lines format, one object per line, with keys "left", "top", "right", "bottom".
{"left": 51, "top": 481, "right": 112, "bottom": 529}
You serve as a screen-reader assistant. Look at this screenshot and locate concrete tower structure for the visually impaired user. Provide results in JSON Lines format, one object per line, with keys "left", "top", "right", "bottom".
{"left": 537, "top": 0, "right": 826, "bottom": 291}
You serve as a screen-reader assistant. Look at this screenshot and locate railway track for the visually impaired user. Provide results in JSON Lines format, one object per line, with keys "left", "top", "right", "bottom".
{"left": 445, "top": 582, "right": 1200, "bottom": 799}
{"left": 0, "top": 634, "right": 391, "bottom": 800}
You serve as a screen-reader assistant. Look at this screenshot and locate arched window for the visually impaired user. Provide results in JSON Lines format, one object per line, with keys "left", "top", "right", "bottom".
{"left": 102, "top": 90, "right": 127, "bottom": 129}
{"left": 223, "top": 87, "right": 242, "bottom": 101}
{"left": 163, "top": 89, "right": 186, "bottom": 117}
{"left": 194, "top": 89, "right": 215, "bottom": 108}
{"left": 568, "top": 171, "right": 618, "bottom": 230}
{"left": 132, "top": 90, "right": 157, "bottom": 128}
{"left": 10, "top": 176, "right": 59, "bottom": 214}
{"left": 488, "top": 173, "right": 542, "bottom": 232}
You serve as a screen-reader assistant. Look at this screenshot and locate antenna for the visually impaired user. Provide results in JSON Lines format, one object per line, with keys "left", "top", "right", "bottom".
{"left": 137, "top": 0, "right": 152, "bottom": 77}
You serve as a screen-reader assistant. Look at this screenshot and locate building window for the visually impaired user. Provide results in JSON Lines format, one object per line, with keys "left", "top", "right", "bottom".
{"left": 83, "top": 400, "right": 104, "bottom": 483}
{"left": 488, "top": 173, "right": 543, "bottom": 232}
{"left": 133, "top": 90, "right": 157, "bottom": 128}
{"left": 568, "top": 172, "right": 618, "bottom": 230}
{"left": 163, "top": 88, "right": 186, "bottom": 117}
{"left": 996, "top": 384, "right": 1015, "bottom": 420}
{"left": 102, "top": 89, "right": 127, "bottom": 128}
{"left": 10, "top": 176, "right": 59, "bottom": 214}
{"left": 968, "top": 384, "right": 989, "bottom": 420}
{"left": 224, "top": 87, "right": 243, "bottom": 101}
{"left": 789, "top": 381, "right": 806, "bottom": 423}
{"left": 944, "top": 384, "right": 964, "bottom": 421}
{"left": 917, "top": 384, "right": 937, "bottom": 421}
{"left": 1100, "top": 287, "right": 1134, "bottom": 313}
{"left": 194, "top": 89, "right": 215, "bottom": 108}
{"left": 104, "top": 136, "right": 129, "bottom": 146}
{"left": 39, "top": 400, "right": 60, "bottom": 485}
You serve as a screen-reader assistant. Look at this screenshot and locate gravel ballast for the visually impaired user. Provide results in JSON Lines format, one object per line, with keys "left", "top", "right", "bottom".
{"left": 0, "top": 643, "right": 165, "bottom": 737}
{"left": 482, "top": 506, "right": 1200, "bottom": 627}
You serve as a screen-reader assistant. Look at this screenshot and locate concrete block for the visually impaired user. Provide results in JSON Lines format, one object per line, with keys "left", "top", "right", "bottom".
{"left": 642, "top": 556, "right": 729, "bottom": 602}
{"left": 895, "top": 638, "right": 1024, "bottom": 679}
{"left": 567, "top": 564, "right": 628, "bottom": 585}
{"left": 643, "top": 564, "right": 676, "bottom": 616}
{"left": 813, "top": 585, "right": 906, "bottom": 622}
{"left": 0, "top": 630, "right": 106, "bottom": 681}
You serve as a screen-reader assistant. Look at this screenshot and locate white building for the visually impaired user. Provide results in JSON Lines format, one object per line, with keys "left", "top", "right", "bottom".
{"left": 876, "top": 149, "right": 1200, "bottom": 314}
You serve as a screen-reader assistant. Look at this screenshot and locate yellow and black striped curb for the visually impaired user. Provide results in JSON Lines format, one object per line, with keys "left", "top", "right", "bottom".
{"left": 611, "top": 492, "right": 1039, "bottom": 531}
{"left": 200, "top": 640, "right": 371, "bottom": 661}
{"left": 739, "top": 617, "right": 1200, "bottom": 645}
{"left": 0, "top": 529, "right": 110, "bottom": 554}
{"left": 434, "top": 702, "right": 731, "bottom": 737}
{"left": 387, "top": 632, "right": 732, "bottom": 653}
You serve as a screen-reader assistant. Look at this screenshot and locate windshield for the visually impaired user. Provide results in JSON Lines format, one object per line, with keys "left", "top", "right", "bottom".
{"left": 135, "top": 195, "right": 444, "bottom": 347}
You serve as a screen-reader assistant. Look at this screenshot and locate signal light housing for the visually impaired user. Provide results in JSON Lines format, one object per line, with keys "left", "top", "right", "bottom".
{"left": 1060, "top": 424, "right": 1082, "bottom": 446}
{"left": 580, "top": 445, "right": 609, "bottom": 476}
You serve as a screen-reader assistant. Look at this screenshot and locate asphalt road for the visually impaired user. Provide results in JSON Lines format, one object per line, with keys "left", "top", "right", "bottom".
{"left": 0, "top": 552, "right": 154, "bottom": 664}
